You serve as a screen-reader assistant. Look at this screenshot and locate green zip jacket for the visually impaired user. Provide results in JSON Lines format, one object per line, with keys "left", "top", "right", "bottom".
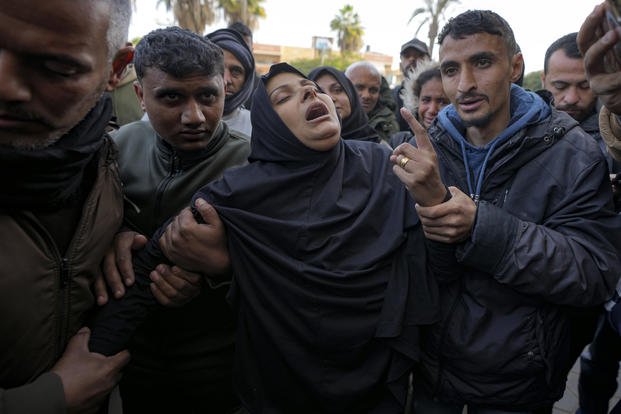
{"left": 111, "top": 119, "right": 249, "bottom": 408}
{"left": 368, "top": 76, "right": 400, "bottom": 144}
{"left": 114, "top": 120, "right": 249, "bottom": 236}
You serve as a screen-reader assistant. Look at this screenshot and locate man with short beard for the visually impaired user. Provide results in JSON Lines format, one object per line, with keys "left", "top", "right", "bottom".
{"left": 393, "top": 38, "right": 430, "bottom": 131}
{"left": 542, "top": 33, "right": 596, "bottom": 122}
{"left": 391, "top": 9, "right": 621, "bottom": 412}
{"left": 0, "top": 0, "right": 131, "bottom": 412}
{"left": 542, "top": 32, "right": 621, "bottom": 173}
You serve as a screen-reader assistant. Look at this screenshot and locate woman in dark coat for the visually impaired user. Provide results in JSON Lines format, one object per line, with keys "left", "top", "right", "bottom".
{"left": 90, "top": 63, "right": 438, "bottom": 414}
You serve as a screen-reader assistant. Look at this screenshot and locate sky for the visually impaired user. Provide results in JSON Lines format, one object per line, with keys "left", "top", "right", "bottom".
{"left": 128, "top": 0, "right": 603, "bottom": 73}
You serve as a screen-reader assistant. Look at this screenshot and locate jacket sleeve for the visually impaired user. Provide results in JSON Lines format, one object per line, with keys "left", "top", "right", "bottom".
{"left": 600, "top": 105, "right": 621, "bottom": 162}
{"left": 425, "top": 239, "right": 463, "bottom": 284}
{"left": 0, "top": 373, "right": 65, "bottom": 414}
{"left": 455, "top": 158, "right": 621, "bottom": 307}
{"left": 88, "top": 226, "right": 169, "bottom": 356}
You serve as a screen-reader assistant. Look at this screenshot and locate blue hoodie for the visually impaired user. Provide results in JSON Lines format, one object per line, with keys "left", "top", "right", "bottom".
{"left": 437, "top": 84, "right": 550, "bottom": 202}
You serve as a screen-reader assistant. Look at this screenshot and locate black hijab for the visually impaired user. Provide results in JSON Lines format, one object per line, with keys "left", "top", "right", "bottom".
{"left": 308, "top": 65, "right": 379, "bottom": 143}
{"left": 198, "top": 63, "right": 437, "bottom": 412}
{"left": 206, "top": 28, "right": 255, "bottom": 115}
{"left": 89, "top": 63, "right": 438, "bottom": 413}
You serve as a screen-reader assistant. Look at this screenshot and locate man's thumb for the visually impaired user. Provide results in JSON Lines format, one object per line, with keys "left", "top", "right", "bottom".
{"left": 194, "top": 198, "right": 217, "bottom": 225}
{"left": 131, "top": 233, "right": 148, "bottom": 250}
{"left": 68, "top": 327, "right": 91, "bottom": 351}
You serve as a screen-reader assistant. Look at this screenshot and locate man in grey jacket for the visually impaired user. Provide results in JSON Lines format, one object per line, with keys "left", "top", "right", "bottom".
{"left": 96, "top": 27, "right": 250, "bottom": 414}
{"left": 392, "top": 9, "right": 621, "bottom": 412}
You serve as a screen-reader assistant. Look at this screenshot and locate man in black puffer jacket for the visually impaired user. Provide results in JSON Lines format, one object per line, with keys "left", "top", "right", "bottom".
{"left": 391, "top": 10, "right": 621, "bottom": 412}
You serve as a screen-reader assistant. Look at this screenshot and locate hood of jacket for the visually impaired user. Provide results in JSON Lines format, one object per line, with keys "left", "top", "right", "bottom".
{"left": 430, "top": 86, "right": 579, "bottom": 200}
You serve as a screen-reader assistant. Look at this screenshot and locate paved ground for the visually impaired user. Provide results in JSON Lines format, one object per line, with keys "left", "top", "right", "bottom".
{"left": 553, "top": 357, "right": 621, "bottom": 413}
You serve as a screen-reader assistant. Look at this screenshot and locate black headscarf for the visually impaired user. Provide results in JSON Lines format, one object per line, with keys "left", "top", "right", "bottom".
{"left": 308, "top": 66, "right": 379, "bottom": 143}
{"left": 89, "top": 63, "right": 438, "bottom": 413}
{"left": 199, "top": 63, "right": 437, "bottom": 411}
{"left": 206, "top": 28, "right": 255, "bottom": 115}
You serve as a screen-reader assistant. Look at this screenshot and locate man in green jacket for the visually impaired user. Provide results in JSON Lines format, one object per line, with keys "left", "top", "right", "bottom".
{"left": 95, "top": 27, "right": 250, "bottom": 413}
{"left": 0, "top": 0, "right": 132, "bottom": 412}
{"left": 346, "top": 61, "right": 400, "bottom": 144}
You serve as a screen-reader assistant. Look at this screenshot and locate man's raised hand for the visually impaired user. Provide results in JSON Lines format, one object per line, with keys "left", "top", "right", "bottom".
{"left": 390, "top": 107, "right": 447, "bottom": 206}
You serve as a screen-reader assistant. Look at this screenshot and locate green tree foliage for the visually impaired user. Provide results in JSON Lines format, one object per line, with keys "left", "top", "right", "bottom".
{"left": 219, "top": 0, "right": 266, "bottom": 30}
{"left": 522, "top": 70, "right": 543, "bottom": 91}
{"left": 156, "top": 0, "right": 266, "bottom": 34}
{"left": 158, "top": 0, "right": 217, "bottom": 33}
{"left": 330, "top": 5, "right": 364, "bottom": 55}
{"left": 409, "top": 0, "right": 460, "bottom": 56}
{"left": 289, "top": 54, "right": 363, "bottom": 76}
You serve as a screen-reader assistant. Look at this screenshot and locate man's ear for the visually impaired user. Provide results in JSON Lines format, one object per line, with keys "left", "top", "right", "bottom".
{"left": 133, "top": 81, "right": 146, "bottom": 111}
{"left": 510, "top": 52, "right": 524, "bottom": 83}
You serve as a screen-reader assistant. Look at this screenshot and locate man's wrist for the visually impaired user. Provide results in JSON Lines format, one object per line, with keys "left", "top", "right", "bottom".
{"left": 424, "top": 185, "right": 451, "bottom": 206}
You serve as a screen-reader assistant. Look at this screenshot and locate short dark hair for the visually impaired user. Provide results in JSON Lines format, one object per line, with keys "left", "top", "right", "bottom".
{"left": 228, "top": 21, "right": 253, "bottom": 41}
{"left": 543, "top": 32, "right": 581, "bottom": 74}
{"left": 438, "top": 10, "right": 518, "bottom": 58}
{"left": 414, "top": 67, "right": 441, "bottom": 98}
{"left": 134, "top": 27, "right": 224, "bottom": 81}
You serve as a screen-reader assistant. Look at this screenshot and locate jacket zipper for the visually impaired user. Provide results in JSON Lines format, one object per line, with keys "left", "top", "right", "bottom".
{"left": 58, "top": 257, "right": 71, "bottom": 356}
{"left": 20, "top": 213, "right": 73, "bottom": 359}
{"left": 154, "top": 153, "right": 180, "bottom": 219}
{"left": 59, "top": 257, "right": 69, "bottom": 288}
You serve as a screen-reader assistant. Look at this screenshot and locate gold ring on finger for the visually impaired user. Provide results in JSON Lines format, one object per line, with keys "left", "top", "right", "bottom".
{"left": 399, "top": 156, "right": 410, "bottom": 169}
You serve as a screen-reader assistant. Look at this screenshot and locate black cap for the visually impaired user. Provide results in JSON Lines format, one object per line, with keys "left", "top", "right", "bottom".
{"left": 400, "top": 38, "right": 429, "bottom": 56}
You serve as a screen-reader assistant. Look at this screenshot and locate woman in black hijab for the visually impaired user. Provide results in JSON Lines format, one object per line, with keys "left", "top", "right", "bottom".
{"left": 90, "top": 63, "right": 438, "bottom": 414}
{"left": 308, "top": 65, "right": 379, "bottom": 143}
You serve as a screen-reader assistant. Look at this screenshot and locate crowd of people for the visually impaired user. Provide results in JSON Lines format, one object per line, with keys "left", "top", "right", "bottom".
{"left": 3, "top": 0, "right": 621, "bottom": 413}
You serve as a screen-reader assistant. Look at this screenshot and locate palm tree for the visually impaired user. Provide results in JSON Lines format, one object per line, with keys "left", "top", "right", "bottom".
{"left": 157, "top": 0, "right": 217, "bottom": 34}
{"left": 330, "top": 4, "right": 364, "bottom": 55}
{"left": 218, "top": 0, "right": 266, "bottom": 31}
{"left": 409, "top": 0, "right": 460, "bottom": 56}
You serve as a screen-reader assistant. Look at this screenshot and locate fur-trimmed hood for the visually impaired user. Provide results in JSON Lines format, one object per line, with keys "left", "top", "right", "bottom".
{"left": 399, "top": 59, "right": 440, "bottom": 114}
